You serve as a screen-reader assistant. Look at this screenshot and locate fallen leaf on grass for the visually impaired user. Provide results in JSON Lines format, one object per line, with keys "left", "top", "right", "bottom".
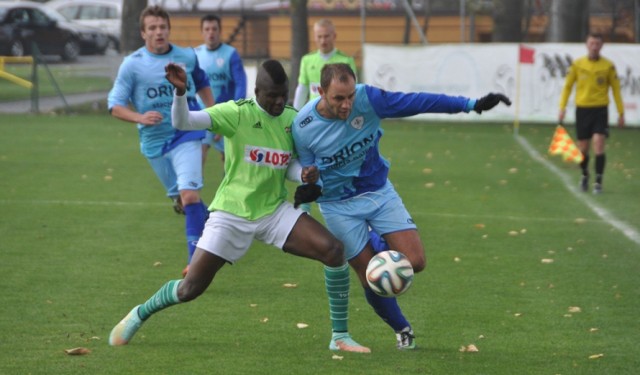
{"left": 568, "top": 306, "right": 582, "bottom": 313}
{"left": 588, "top": 353, "right": 604, "bottom": 360}
{"left": 296, "top": 323, "right": 309, "bottom": 329}
{"left": 589, "top": 328, "right": 599, "bottom": 333}
{"left": 260, "top": 317, "right": 269, "bottom": 323}
{"left": 459, "top": 344, "right": 479, "bottom": 352}
{"left": 282, "top": 283, "right": 297, "bottom": 288}
{"left": 64, "top": 347, "right": 91, "bottom": 355}
{"left": 508, "top": 231, "right": 519, "bottom": 236}
{"left": 332, "top": 354, "right": 344, "bottom": 360}
{"left": 541, "top": 258, "right": 554, "bottom": 264}
{"left": 474, "top": 223, "right": 485, "bottom": 229}
{"left": 574, "top": 218, "right": 587, "bottom": 224}
{"left": 153, "top": 261, "right": 162, "bottom": 267}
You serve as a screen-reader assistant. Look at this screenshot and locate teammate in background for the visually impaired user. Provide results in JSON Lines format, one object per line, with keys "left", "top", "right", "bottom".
{"left": 558, "top": 32, "right": 624, "bottom": 194}
{"left": 108, "top": 60, "right": 349, "bottom": 351}
{"left": 107, "top": 6, "right": 214, "bottom": 274}
{"left": 195, "top": 14, "right": 247, "bottom": 164}
{"left": 293, "top": 18, "right": 357, "bottom": 111}
{"left": 292, "top": 63, "right": 511, "bottom": 350}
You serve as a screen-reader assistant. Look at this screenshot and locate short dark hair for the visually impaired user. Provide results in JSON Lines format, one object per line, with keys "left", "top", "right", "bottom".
{"left": 588, "top": 32, "right": 603, "bottom": 40}
{"left": 320, "top": 63, "right": 356, "bottom": 91}
{"left": 140, "top": 6, "right": 171, "bottom": 31}
{"left": 201, "top": 14, "right": 221, "bottom": 29}
{"left": 260, "top": 59, "right": 287, "bottom": 86}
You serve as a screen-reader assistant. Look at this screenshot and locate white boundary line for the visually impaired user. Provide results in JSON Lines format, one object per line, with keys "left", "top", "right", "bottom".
{"left": 515, "top": 134, "right": 640, "bottom": 246}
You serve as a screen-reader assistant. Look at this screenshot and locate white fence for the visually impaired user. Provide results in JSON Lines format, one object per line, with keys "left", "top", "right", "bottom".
{"left": 363, "top": 43, "right": 640, "bottom": 126}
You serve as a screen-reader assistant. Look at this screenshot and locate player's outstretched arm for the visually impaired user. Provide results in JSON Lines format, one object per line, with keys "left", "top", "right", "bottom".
{"left": 474, "top": 93, "right": 511, "bottom": 114}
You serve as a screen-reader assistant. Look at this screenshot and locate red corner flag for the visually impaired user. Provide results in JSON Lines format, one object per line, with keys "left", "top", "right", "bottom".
{"left": 519, "top": 45, "right": 535, "bottom": 64}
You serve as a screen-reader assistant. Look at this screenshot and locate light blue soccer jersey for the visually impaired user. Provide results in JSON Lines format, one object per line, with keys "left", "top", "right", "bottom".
{"left": 108, "top": 44, "right": 210, "bottom": 158}
{"left": 292, "top": 84, "right": 473, "bottom": 202}
{"left": 194, "top": 43, "right": 247, "bottom": 103}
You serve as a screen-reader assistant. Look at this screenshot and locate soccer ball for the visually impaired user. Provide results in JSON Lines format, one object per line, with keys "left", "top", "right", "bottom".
{"left": 366, "top": 250, "right": 414, "bottom": 297}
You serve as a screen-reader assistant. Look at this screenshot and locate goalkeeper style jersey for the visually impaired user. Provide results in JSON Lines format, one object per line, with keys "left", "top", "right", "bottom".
{"left": 298, "top": 49, "right": 357, "bottom": 100}
{"left": 293, "top": 84, "right": 472, "bottom": 202}
{"left": 108, "top": 44, "right": 210, "bottom": 158}
{"left": 559, "top": 55, "right": 624, "bottom": 114}
{"left": 203, "top": 99, "right": 297, "bottom": 220}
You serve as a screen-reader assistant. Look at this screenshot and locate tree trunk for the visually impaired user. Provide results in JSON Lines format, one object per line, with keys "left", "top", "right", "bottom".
{"left": 492, "top": 0, "right": 523, "bottom": 42}
{"left": 121, "top": 0, "right": 148, "bottom": 54}
{"left": 547, "top": 0, "right": 590, "bottom": 42}
{"left": 289, "top": 0, "right": 309, "bottom": 104}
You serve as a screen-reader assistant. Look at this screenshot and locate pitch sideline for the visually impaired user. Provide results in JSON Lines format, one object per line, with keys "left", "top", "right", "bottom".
{"left": 515, "top": 134, "right": 640, "bottom": 247}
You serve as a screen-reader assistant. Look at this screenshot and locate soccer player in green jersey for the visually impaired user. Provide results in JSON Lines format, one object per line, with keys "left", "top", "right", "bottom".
{"left": 108, "top": 60, "right": 354, "bottom": 351}
{"left": 293, "top": 18, "right": 357, "bottom": 110}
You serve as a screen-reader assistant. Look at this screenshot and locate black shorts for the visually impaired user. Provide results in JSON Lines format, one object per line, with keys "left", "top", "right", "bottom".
{"left": 575, "top": 106, "right": 609, "bottom": 140}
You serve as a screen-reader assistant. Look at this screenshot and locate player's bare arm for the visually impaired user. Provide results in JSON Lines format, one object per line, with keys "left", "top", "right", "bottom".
{"left": 111, "top": 105, "right": 163, "bottom": 126}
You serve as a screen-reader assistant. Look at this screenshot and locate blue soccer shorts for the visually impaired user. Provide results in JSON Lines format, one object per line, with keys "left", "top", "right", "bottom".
{"left": 147, "top": 140, "right": 203, "bottom": 198}
{"left": 318, "top": 180, "right": 417, "bottom": 260}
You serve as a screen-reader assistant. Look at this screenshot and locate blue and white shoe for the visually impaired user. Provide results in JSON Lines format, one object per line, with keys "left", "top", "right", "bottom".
{"left": 109, "top": 305, "right": 143, "bottom": 346}
{"left": 329, "top": 332, "right": 371, "bottom": 353}
{"left": 396, "top": 327, "right": 416, "bottom": 350}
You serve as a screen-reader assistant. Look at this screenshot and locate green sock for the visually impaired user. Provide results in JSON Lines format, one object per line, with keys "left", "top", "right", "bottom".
{"left": 137, "top": 279, "right": 181, "bottom": 321}
{"left": 324, "top": 264, "right": 350, "bottom": 333}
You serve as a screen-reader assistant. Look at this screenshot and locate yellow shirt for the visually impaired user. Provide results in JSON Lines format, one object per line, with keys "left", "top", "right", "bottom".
{"left": 559, "top": 55, "right": 624, "bottom": 114}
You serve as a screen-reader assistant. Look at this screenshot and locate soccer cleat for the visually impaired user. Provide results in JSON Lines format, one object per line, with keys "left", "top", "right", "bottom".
{"left": 172, "top": 197, "right": 185, "bottom": 215}
{"left": 580, "top": 175, "right": 589, "bottom": 192}
{"left": 396, "top": 327, "right": 416, "bottom": 350}
{"left": 329, "top": 333, "right": 371, "bottom": 353}
{"left": 593, "top": 182, "right": 603, "bottom": 195}
{"left": 109, "top": 305, "right": 143, "bottom": 346}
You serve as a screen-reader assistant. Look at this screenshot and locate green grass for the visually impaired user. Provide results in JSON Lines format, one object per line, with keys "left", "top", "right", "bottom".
{"left": 0, "top": 64, "right": 112, "bottom": 102}
{"left": 1, "top": 114, "right": 639, "bottom": 374}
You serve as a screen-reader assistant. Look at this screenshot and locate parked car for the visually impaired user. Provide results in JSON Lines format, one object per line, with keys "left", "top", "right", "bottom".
{"left": 45, "top": 0, "right": 121, "bottom": 52}
{"left": 0, "top": 1, "right": 109, "bottom": 61}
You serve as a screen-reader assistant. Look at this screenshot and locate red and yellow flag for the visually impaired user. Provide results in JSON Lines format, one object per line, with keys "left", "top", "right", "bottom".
{"left": 548, "top": 125, "right": 584, "bottom": 164}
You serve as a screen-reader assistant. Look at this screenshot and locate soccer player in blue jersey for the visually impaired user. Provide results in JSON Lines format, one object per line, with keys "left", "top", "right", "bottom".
{"left": 195, "top": 14, "right": 247, "bottom": 164}
{"left": 292, "top": 63, "right": 510, "bottom": 350}
{"left": 107, "top": 6, "right": 214, "bottom": 275}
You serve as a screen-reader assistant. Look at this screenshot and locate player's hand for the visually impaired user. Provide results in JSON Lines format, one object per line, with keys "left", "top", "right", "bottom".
{"left": 139, "top": 111, "right": 163, "bottom": 126}
{"left": 558, "top": 109, "right": 566, "bottom": 125}
{"left": 301, "top": 165, "right": 319, "bottom": 184}
{"left": 618, "top": 114, "right": 625, "bottom": 128}
{"left": 165, "top": 63, "right": 187, "bottom": 96}
{"left": 474, "top": 93, "right": 511, "bottom": 114}
{"left": 294, "top": 184, "right": 322, "bottom": 208}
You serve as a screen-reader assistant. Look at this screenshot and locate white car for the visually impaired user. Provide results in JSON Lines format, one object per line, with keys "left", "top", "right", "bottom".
{"left": 45, "top": 0, "right": 121, "bottom": 51}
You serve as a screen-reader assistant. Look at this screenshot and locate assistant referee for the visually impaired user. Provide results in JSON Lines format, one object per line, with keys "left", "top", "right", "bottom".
{"left": 558, "top": 32, "right": 625, "bottom": 194}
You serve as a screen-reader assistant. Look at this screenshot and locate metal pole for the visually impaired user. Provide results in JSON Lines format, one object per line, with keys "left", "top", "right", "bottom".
{"left": 460, "top": 0, "right": 465, "bottom": 43}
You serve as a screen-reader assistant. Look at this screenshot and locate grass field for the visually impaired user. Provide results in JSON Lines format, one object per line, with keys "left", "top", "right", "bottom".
{"left": 1, "top": 114, "right": 639, "bottom": 374}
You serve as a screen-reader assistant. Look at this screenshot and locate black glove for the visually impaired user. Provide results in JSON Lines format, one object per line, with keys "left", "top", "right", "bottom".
{"left": 474, "top": 93, "right": 512, "bottom": 114}
{"left": 294, "top": 184, "right": 322, "bottom": 208}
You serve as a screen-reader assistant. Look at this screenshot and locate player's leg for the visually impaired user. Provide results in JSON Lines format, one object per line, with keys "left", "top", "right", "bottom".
{"left": 576, "top": 107, "right": 592, "bottom": 192}
{"left": 272, "top": 203, "right": 370, "bottom": 353}
{"left": 109, "top": 211, "right": 254, "bottom": 346}
{"left": 146, "top": 155, "right": 182, "bottom": 213}
{"left": 591, "top": 107, "right": 609, "bottom": 194}
{"left": 172, "top": 141, "right": 209, "bottom": 271}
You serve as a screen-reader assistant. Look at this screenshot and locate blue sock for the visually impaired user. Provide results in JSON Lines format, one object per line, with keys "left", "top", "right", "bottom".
{"left": 364, "top": 287, "right": 410, "bottom": 332}
{"left": 184, "top": 201, "right": 207, "bottom": 263}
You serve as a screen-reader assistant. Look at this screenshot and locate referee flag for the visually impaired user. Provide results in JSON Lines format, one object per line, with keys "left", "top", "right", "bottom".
{"left": 548, "top": 125, "right": 584, "bottom": 164}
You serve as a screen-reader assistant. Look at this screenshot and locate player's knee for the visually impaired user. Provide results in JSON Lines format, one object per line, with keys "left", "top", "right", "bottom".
{"left": 322, "top": 238, "right": 345, "bottom": 267}
{"left": 177, "top": 279, "right": 206, "bottom": 302}
{"left": 411, "top": 254, "right": 427, "bottom": 273}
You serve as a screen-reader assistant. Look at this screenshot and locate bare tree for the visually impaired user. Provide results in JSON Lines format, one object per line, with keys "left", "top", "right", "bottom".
{"left": 121, "top": 0, "right": 149, "bottom": 54}
{"left": 289, "top": 0, "right": 309, "bottom": 104}
{"left": 492, "top": 0, "right": 523, "bottom": 41}
{"left": 547, "top": 0, "right": 589, "bottom": 41}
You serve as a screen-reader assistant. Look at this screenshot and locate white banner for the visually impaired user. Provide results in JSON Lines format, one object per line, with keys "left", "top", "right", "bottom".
{"left": 363, "top": 43, "right": 640, "bottom": 126}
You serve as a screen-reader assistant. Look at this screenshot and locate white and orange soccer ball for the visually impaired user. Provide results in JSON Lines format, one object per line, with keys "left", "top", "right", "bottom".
{"left": 366, "top": 250, "right": 414, "bottom": 297}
